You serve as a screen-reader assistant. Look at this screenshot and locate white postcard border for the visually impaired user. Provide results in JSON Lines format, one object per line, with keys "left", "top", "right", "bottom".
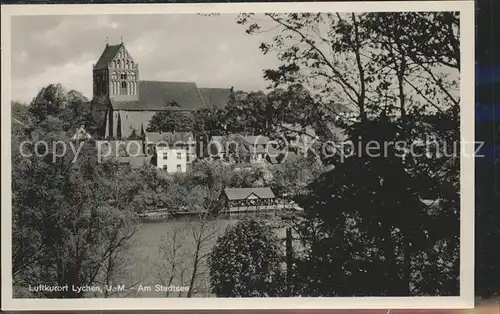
{"left": 1, "top": 1, "right": 475, "bottom": 311}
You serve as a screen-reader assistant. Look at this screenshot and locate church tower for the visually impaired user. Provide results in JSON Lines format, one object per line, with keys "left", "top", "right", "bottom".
{"left": 93, "top": 40, "right": 139, "bottom": 102}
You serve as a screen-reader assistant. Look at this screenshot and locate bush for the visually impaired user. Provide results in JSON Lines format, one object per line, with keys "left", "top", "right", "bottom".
{"left": 209, "top": 218, "right": 285, "bottom": 297}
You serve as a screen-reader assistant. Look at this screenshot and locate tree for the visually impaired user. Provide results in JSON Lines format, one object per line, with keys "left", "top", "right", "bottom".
{"left": 209, "top": 218, "right": 285, "bottom": 297}
{"left": 12, "top": 101, "right": 31, "bottom": 124}
{"left": 147, "top": 110, "right": 194, "bottom": 133}
{"left": 12, "top": 116, "right": 141, "bottom": 298}
{"left": 28, "top": 84, "right": 91, "bottom": 131}
{"left": 193, "top": 105, "right": 228, "bottom": 138}
{"left": 155, "top": 180, "right": 224, "bottom": 297}
{"left": 292, "top": 115, "right": 459, "bottom": 297}
{"left": 234, "top": 12, "right": 461, "bottom": 297}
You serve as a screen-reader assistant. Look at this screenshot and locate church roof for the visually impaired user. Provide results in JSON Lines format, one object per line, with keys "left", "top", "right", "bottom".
{"left": 198, "top": 88, "right": 232, "bottom": 108}
{"left": 94, "top": 44, "right": 122, "bottom": 70}
{"left": 111, "top": 81, "right": 208, "bottom": 111}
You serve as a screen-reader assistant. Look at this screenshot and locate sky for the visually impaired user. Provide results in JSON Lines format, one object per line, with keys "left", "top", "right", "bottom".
{"left": 11, "top": 14, "right": 279, "bottom": 103}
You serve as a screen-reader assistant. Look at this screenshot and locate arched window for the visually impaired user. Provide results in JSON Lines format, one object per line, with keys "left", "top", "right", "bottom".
{"left": 121, "top": 81, "right": 127, "bottom": 95}
{"left": 126, "top": 60, "right": 130, "bottom": 69}
{"left": 112, "top": 72, "right": 117, "bottom": 80}
{"left": 131, "top": 61, "right": 134, "bottom": 68}
{"left": 112, "top": 60, "right": 117, "bottom": 68}
{"left": 131, "top": 72, "right": 136, "bottom": 80}
{"left": 117, "top": 60, "right": 121, "bottom": 68}
{"left": 120, "top": 72, "right": 127, "bottom": 80}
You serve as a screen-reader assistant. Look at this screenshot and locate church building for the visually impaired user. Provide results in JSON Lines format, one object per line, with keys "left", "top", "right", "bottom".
{"left": 90, "top": 41, "right": 231, "bottom": 139}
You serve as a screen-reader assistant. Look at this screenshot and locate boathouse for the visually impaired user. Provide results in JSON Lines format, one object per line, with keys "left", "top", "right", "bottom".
{"left": 222, "top": 187, "right": 278, "bottom": 213}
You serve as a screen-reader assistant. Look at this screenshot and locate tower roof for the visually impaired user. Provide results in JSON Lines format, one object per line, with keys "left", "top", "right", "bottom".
{"left": 94, "top": 43, "right": 123, "bottom": 70}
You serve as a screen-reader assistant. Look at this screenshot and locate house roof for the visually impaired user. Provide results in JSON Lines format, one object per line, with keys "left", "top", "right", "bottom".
{"left": 198, "top": 88, "right": 232, "bottom": 108}
{"left": 115, "top": 156, "right": 151, "bottom": 169}
{"left": 71, "top": 125, "right": 93, "bottom": 141}
{"left": 224, "top": 187, "right": 276, "bottom": 200}
{"left": 145, "top": 131, "right": 194, "bottom": 146}
{"left": 94, "top": 44, "right": 122, "bottom": 70}
{"left": 96, "top": 140, "right": 144, "bottom": 157}
{"left": 111, "top": 81, "right": 206, "bottom": 111}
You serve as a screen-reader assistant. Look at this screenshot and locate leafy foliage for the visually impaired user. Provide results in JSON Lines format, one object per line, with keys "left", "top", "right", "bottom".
{"left": 12, "top": 87, "right": 143, "bottom": 298}
{"left": 146, "top": 110, "right": 195, "bottom": 133}
{"left": 28, "top": 84, "right": 92, "bottom": 132}
{"left": 293, "top": 117, "right": 459, "bottom": 296}
{"left": 233, "top": 11, "right": 461, "bottom": 297}
{"left": 209, "top": 218, "right": 285, "bottom": 297}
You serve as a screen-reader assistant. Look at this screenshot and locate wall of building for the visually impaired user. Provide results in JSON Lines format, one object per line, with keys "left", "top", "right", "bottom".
{"left": 118, "top": 110, "right": 157, "bottom": 138}
{"left": 156, "top": 147, "right": 187, "bottom": 173}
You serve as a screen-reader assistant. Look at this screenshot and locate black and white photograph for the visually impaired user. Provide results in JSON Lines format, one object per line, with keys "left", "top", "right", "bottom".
{"left": 1, "top": 1, "right": 475, "bottom": 311}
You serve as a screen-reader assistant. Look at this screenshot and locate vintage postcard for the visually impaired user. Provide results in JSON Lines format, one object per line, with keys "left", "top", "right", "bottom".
{"left": 1, "top": 1, "right": 475, "bottom": 311}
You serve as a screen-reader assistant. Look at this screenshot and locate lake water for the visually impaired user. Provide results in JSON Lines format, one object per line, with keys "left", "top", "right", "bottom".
{"left": 124, "top": 213, "right": 287, "bottom": 298}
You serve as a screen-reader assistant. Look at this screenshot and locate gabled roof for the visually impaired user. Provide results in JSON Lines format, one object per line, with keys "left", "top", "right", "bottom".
{"left": 111, "top": 81, "right": 206, "bottom": 111}
{"left": 71, "top": 125, "right": 93, "bottom": 141}
{"left": 94, "top": 44, "right": 122, "bottom": 70}
{"left": 224, "top": 187, "right": 275, "bottom": 200}
{"left": 198, "top": 88, "right": 232, "bottom": 108}
{"left": 145, "top": 131, "right": 194, "bottom": 146}
{"left": 95, "top": 140, "right": 144, "bottom": 157}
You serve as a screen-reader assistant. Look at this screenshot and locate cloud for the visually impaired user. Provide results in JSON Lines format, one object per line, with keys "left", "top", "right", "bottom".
{"left": 11, "top": 14, "right": 278, "bottom": 103}
{"left": 12, "top": 53, "right": 95, "bottom": 103}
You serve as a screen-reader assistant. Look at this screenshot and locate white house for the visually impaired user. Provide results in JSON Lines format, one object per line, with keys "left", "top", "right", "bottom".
{"left": 156, "top": 147, "right": 187, "bottom": 173}
{"left": 145, "top": 131, "right": 196, "bottom": 173}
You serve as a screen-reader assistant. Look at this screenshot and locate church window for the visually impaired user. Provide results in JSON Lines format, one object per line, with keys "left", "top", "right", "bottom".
{"left": 121, "top": 72, "right": 127, "bottom": 80}
{"left": 131, "top": 61, "right": 134, "bottom": 68}
{"left": 112, "top": 72, "right": 117, "bottom": 80}
{"left": 121, "top": 81, "right": 127, "bottom": 95}
{"left": 113, "top": 60, "right": 116, "bottom": 68}
{"left": 117, "top": 60, "right": 121, "bottom": 68}
{"left": 126, "top": 60, "right": 130, "bottom": 69}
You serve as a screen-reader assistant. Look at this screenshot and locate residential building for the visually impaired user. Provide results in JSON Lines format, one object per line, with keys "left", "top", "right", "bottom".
{"left": 156, "top": 147, "right": 187, "bottom": 173}
{"left": 206, "top": 134, "right": 279, "bottom": 165}
{"left": 95, "top": 139, "right": 144, "bottom": 158}
{"left": 145, "top": 131, "right": 195, "bottom": 173}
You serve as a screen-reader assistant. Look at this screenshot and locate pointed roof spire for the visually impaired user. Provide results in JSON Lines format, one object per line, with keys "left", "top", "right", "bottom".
{"left": 105, "top": 36, "right": 108, "bottom": 46}
{"left": 120, "top": 36, "right": 123, "bottom": 44}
